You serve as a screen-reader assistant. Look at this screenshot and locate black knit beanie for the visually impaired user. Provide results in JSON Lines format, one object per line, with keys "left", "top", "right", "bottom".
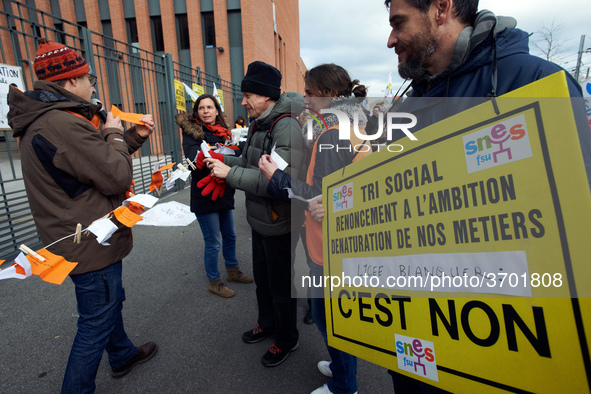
{"left": 241, "top": 61, "right": 282, "bottom": 101}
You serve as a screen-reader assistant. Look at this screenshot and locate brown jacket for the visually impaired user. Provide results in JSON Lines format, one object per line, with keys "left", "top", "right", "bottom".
{"left": 7, "top": 81, "right": 147, "bottom": 275}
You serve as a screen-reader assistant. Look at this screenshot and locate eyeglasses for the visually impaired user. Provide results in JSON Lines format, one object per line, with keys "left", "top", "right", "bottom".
{"left": 87, "top": 73, "right": 97, "bottom": 87}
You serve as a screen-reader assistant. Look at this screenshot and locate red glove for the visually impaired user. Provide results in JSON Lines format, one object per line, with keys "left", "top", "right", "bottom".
{"left": 197, "top": 175, "right": 226, "bottom": 200}
{"left": 212, "top": 180, "right": 226, "bottom": 200}
{"left": 196, "top": 149, "right": 224, "bottom": 170}
{"left": 196, "top": 150, "right": 206, "bottom": 169}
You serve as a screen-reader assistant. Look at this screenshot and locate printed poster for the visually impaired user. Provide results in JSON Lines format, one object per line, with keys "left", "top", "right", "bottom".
{"left": 174, "top": 79, "right": 186, "bottom": 112}
{"left": 193, "top": 83, "right": 204, "bottom": 97}
{"left": 322, "top": 72, "right": 591, "bottom": 392}
{"left": 0, "top": 64, "right": 25, "bottom": 130}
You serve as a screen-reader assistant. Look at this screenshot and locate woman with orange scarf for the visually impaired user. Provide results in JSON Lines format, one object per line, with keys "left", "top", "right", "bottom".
{"left": 176, "top": 94, "right": 253, "bottom": 298}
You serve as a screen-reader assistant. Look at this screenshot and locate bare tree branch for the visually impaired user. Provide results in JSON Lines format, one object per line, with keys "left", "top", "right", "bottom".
{"left": 531, "top": 19, "right": 570, "bottom": 65}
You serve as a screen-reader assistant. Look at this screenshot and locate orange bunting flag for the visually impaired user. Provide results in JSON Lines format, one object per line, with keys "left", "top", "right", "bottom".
{"left": 25, "top": 249, "right": 78, "bottom": 285}
{"left": 110, "top": 105, "right": 145, "bottom": 125}
{"left": 113, "top": 206, "right": 143, "bottom": 227}
{"left": 13, "top": 262, "right": 25, "bottom": 276}
{"left": 127, "top": 201, "right": 146, "bottom": 215}
{"left": 156, "top": 163, "right": 176, "bottom": 172}
{"left": 149, "top": 171, "right": 163, "bottom": 192}
{"left": 125, "top": 180, "right": 136, "bottom": 199}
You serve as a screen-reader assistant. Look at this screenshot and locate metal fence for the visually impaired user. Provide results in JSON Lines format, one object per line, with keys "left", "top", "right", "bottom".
{"left": 0, "top": 0, "right": 242, "bottom": 261}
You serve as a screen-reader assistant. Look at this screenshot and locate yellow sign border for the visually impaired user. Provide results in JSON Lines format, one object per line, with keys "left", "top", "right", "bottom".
{"left": 322, "top": 72, "right": 591, "bottom": 392}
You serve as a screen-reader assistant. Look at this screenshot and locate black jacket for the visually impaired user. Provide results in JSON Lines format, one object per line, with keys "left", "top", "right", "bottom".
{"left": 176, "top": 113, "right": 235, "bottom": 214}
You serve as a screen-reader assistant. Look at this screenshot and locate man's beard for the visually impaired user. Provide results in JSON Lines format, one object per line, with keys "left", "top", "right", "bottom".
{"left": 398, "top": 32, "right": 439, "bottom": 81}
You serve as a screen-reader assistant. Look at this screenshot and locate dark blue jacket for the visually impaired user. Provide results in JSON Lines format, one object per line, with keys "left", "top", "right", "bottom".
{"left": 412, "top": 29, "right": 581, "bottom": 99}
{"left": 392, "top": 12, "right": 591, "bottom": 185}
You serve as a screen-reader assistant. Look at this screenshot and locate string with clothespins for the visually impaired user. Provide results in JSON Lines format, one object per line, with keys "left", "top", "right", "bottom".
{"left": 18, "top": 244, "right": 46, "bottom": 261}
{"left": 16, "top": 195, "right": 154, "bottom": 260}
{"left": 185, "top": 157, "right": 196, "bottom": 171}
{"left": 12, "top": 161, "right": 191, "bottom": 267}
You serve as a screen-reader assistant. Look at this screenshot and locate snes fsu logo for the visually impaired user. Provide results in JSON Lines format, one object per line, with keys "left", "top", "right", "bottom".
{"left": 463, "top": 114, "right": 532, "bottom": 173}
{"left": 395, "top": 334, "right": 438, "bottom": 382}
{"left": 333, "top": 182, "right": 353, "bottom": 213}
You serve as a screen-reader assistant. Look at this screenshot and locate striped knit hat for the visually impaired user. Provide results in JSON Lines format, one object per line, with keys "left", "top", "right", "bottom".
{"left": 33, "top": 38, "right": 90, "bottom": 82}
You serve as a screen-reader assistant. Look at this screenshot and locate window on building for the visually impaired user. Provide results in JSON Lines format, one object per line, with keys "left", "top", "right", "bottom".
{"left": 102, "top": 21, "right": 114, "bottom": 49}
{"left": 54, "top": 22, "right": 65, "bottom": 44}
{"left": 77, "top": 23, "right": 86, "bottom": 46}
{"left": 127, "top": 18, "right": 139, "bottom": 53}
{"left": 176, "top": 14, "right": 190, "bottom": 50}
{"left": 278, "top": 35, "right": 282, "bottom": 72}
{"left": 151, "top": 16, "right": 165, "bottom": 52}
{"left": 202, "top": 12, "right": 216, "bottom": 48}
{"left": 31, "top": 24, "right": 41, "bottom": 39}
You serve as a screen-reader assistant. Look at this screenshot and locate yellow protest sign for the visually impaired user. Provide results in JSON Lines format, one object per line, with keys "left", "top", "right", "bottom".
{"left": 322, "top": 72, "right": 591, "bottom": 392}
{"left": 217, "top": 88, "right": 225, "bottom": 108}
{"left": 193, "top": 83, "right": 204, "bottom": 97}
{"left": 174, "top": 79, "right": 186, "bottom": 112}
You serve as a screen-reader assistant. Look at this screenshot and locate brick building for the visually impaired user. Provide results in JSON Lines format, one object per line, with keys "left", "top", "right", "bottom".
{"left": 0, "top": 0, "right": 306, "bottom": 122}
{"left": 0, "top": 0, "right": 308, "bottom": 259}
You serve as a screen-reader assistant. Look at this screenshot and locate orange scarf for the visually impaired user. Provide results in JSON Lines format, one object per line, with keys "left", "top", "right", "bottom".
{"left": 203, "top": 123, "right": 232, "bottom": 140}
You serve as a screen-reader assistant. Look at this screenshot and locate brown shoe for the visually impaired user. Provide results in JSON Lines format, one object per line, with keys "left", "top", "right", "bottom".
{"left": 226, "top": 267, "right": 254, "bottom": 283}
{"left": 209, "top": 279, "right": 235, "bottom": 298}
{"left": 111, "top": 341, "right": 158, "bottom": 378}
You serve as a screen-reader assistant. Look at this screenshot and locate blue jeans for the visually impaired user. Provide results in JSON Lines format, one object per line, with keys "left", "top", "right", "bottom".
{"left": 311, "top": 263, "right": 358, "bottom": 394}
{"left": 196, "top": 210, "right": 238, "bottom": 280}
{"left": 62, "top": 261, "right": 136, "bottom": 394}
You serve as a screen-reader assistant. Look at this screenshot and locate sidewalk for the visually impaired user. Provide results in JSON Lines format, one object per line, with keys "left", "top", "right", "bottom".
{"left": 0, "top": 186, "right": 393, "bottom": 393}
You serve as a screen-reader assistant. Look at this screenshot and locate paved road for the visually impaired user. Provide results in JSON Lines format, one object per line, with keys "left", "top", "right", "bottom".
{"left": 0, "top": 187, "right": 394, "bottom": 393}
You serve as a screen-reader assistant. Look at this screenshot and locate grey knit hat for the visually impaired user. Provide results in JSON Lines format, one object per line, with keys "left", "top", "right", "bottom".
{"left": 241, "top": 61, "right": 282, "bottom": 100}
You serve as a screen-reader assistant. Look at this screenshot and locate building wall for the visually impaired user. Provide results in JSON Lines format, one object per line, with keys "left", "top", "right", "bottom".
{"left": 1, "top": 0, "right": 306, "bottom": 119}
{"left": 240, "top": 0, "right": 305, "bottom": 93}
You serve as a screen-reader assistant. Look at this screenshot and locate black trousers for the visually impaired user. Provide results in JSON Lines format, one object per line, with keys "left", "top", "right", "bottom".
{"left": 252, "top": 229, "right": 298, "bottom": 349}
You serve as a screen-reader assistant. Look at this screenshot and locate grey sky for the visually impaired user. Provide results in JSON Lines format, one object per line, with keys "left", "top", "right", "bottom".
{"left": 299, "top": 0, "right": 591, "bottom": 97}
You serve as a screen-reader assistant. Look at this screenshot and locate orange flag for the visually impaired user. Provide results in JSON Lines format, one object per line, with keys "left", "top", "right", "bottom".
{"left": 25, "top": 249, "right": 78, "bottom": 285}
{"left": 149, "top": 163, "right": 176, "bottom": 193}
{"left": 113, "top": 206, "right": 143, "bottom": 227}
{"left": 157, "top": 163, "right": 175, "bottom": 172}
{"left": 149, "top": 172, "right": 163, "bottom": 192}
{"left": 110, "top": 105, "right": 145, "bottom": 125}
{"left": 125, "top": 180, "right": 136, "bottom": 199}
{"left": 127, "top": 201, "right": 146, "bottom": 215}
{"left": 13, "top": 263, "right": 26, "bottom": 276}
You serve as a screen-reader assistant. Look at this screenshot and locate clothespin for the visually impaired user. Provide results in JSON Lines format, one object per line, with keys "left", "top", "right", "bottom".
{"left": 19, "top": 244, "right": 46, "bottom": 262}
{"left": 177, "top": 163, "right": 189, "bottom": 173}
{"left": 155, "top": 186, "right": 162, "bottom": 197}
{"left": 73, "top": 223, "right": 82, "bottom": 244}
{"left": 185, "top": 158, "right": 196, "bottom": 171}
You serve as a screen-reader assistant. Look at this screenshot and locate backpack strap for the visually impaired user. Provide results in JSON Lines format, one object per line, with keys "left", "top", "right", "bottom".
{"left": 269, "top": 113, "right": 301, "bottom": 133}
{"left": 262, "top": 114, "right": 302, "bottom": 155}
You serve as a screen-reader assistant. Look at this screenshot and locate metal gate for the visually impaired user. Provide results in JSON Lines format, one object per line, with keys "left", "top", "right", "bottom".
{"left": 0, "top": 1, "right": 242, "bottom": 261}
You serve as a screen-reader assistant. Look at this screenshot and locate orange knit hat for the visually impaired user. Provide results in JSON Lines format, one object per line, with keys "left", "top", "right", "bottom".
{"left": 33, "top": 38, "right": 90, "bottom": 82}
